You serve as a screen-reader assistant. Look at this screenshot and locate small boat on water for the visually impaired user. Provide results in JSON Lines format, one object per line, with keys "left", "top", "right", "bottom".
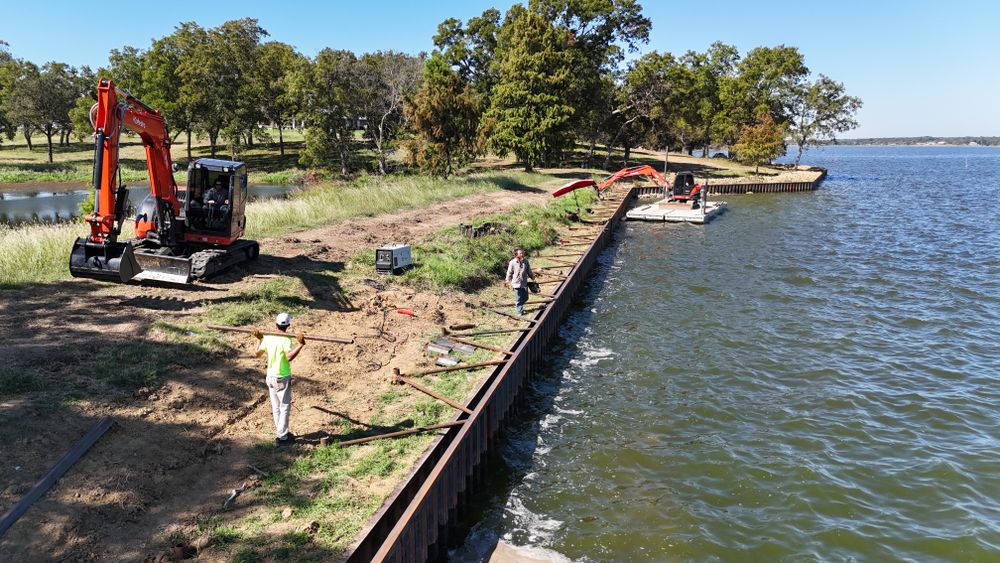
{"left": 552, "top": 167, "right": 727, "bottom": 225}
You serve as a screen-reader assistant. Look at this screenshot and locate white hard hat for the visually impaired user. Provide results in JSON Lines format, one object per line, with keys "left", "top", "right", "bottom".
{"left": 275, "top": 313, "right": 292, "bottom": 327}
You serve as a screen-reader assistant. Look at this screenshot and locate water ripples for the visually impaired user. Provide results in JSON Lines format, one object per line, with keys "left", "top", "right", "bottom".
{"left": 456, "top": 146, "right": 1000, "bottom": 562}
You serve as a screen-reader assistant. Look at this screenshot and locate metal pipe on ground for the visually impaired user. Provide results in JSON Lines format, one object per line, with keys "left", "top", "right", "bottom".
{"left": 395, "top": 373, "right": 473, "bottom": 415}
{"left": 442, "top": 333, "right": 513, "bottom": 356}
{"left": 206, "top": 324, "right": 354, "bottom": 344}
{"left": 0, "top": 416, "right": 115, "bottom": 538}
{"left": 409, "top": 360, "right": 507, "bottom": 377}
{"left": 337, "top": 421, "right": 465, "bottom": 447}
{"left": 485, "top": 308, "right": 538, "bottom": 324}
{"left": 447, "top": 328, "right": 531, "bottom": 337}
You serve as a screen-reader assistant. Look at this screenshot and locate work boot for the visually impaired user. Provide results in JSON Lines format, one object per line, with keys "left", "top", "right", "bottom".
{"left": 275, "top": 433, "right": 296, "bottom": 446}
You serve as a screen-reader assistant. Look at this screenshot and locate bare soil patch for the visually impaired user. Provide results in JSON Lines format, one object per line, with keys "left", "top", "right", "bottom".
{"left": 0, "top": 187, "right": 556, "bottom": 561}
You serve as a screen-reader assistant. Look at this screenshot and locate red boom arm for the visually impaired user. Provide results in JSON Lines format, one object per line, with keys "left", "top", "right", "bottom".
{"left": 85, "top": 79, "right": 178, "bottom": 243}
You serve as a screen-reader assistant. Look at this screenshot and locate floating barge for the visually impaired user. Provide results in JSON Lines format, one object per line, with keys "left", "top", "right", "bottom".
{"left": 625, "top": 199, "right": 726, "bottom": 224}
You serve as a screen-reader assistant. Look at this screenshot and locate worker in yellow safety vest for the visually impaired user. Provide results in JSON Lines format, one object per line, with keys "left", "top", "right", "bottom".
{"left": 253, "top": 313, "right": 305, "bottom": 445}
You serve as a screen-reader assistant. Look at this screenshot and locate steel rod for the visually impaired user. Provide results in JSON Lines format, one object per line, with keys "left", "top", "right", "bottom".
{"left": 397, "top": 376, "right": 474, "bottom": 414}
{"left": 485, "top": 308, "right": 538, "bottom": 323}
{"left": 446, "top": 336, "right": 513, "bottom": 356}
{"left": 206, "top": 324, "right": 353, "bottom": 344}
{"left": 337, "top": 421, "right": 466, "bottom": 447}
{"left": 448, "top": 328, "right": 531, "bottom": 337}
{"left": 410, "top": 360, "right": 507, "bottom": 377}
{"left": 0, "top": 416, "right": 115, "bottom": 538}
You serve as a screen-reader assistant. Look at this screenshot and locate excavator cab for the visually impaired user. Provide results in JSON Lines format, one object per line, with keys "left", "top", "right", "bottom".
{"left": 181, "top": 159, "right": 248, "bottom": 241}
{"left": 670, "top": 172, "right": 701, "bottom": 207}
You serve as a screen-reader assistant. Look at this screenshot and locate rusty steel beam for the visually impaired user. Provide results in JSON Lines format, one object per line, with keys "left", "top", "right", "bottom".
{"left": 0, "top": 416, "right": 115, "bottom": 539}
{"left": 447, "top": 328, "right": 531, "bottom": 338}
{"left": 206, "top": 324, "right": 353, "bottom": 345}
{"left": 485, "top": 308, "right": 538, "bottom": 324}
{"left": 445, "top": 336, "right": 513, "bottom": 356}
{"left": 396, "top": 374, "right": 474, "bottom": 415}
{"left": 409, "top": 360, "right": 507, "bottom": 378}
{"left": 338, "top": 421, "right": 466, "bottom": 447}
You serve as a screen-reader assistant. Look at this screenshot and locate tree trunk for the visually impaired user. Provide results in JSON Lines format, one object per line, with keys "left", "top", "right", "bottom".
{"left": 45, "top": 127, "right": 54, "bottom": 163}
{"left": 209, "top": 131, "right": 218, "bottom": 157}
{"left": 187, "top": 129, "right": 192, "bottom": 161}
{"left": 586, "top": 137, "right": 596, "bottom": 167}
{"left": 247, "top": 129, "right": 254, "bottom": 148}
{"left": 663, "top": 147, "right": 669, "bottom": 173}
{"left": 794, "top": 144, "right": 804, "bottom": 168}
{"left": 278, "top": 123, "right": 284, "bottom": 156}
{"left": 623, "top": 145, "right": 631, "bottom": 168}
{"left": 23, "top": 128, "right": 33, "bottom": 150}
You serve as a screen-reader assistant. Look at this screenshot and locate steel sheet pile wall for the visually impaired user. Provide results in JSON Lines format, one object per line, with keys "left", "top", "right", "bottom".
{"left": 708, "top": 169, "right": 827, "bottom": 194}
{"left": 347, "top": 190, "right": 637, "bottom": 563}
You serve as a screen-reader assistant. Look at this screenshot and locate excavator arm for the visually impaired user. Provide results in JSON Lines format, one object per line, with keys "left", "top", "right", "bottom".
{"left": 552, "top": 165, "right": 673, "bottom": 199}
{"left": 86, "top": 79, "right": 178, "bottom": 243}
{"left": 70, "top": 79, "right": 180, "bottom": 282}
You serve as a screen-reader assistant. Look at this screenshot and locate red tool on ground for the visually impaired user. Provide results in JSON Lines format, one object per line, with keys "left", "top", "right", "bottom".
{"left": 396, "top": 309, "right": 417, "bottom": 317}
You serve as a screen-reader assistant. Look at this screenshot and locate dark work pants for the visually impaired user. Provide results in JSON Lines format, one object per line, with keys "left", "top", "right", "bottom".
{"left": 514, "top": 286, "right": 529, "bottom": 315}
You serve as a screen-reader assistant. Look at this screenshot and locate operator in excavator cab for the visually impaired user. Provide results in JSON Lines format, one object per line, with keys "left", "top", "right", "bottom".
{"left": 206, "top": 178, "right": 230, "bottom": 209}
{"left": 204, "top": 177, "right": 231, "bottom": 225}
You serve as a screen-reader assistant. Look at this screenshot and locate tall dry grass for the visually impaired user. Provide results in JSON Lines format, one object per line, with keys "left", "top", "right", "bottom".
{"left": 0, "top": 170, "right": 557, "bottom": 289}
{"left": 0, "top": 223, "right": 82, "bottom": 288}
{"left": 245, "top": 171, "right": 550, "bottom": 240}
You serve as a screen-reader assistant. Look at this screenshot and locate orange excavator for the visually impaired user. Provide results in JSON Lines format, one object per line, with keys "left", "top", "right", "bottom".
{"left": 553, "top": 165, "right": 702, "bottom": 205}
{"left": 69, "top": 79, "right": 259, "bottom": 284}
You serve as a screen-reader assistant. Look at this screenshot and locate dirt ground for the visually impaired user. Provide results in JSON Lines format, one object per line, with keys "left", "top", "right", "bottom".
{"left": 0, "top": 186, "right": 559, "bottom": 561}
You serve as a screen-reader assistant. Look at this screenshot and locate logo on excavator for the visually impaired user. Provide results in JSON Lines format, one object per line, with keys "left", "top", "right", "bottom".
{"left": 132, "top": 115, "right": 147, "bottom": 129}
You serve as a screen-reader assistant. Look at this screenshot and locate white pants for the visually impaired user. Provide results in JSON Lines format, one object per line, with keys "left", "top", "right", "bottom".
{"left": 266, "top": 376, "right": 292, "bottom": 439}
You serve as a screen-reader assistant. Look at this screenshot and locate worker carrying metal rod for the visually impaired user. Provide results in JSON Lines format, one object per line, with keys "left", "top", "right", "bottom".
{"left": 252, "top": 313, "right": 305, "bottom": 445}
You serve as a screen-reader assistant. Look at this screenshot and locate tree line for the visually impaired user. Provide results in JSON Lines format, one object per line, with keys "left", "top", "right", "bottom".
{"left": 0, "top": 1, "right": 862, "bottom": 174}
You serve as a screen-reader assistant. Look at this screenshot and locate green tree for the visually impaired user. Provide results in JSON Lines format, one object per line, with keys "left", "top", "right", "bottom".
{"left": 213, "top": 18, "right": 269, "bottom": 157}
{"left": 144, "top": 28, "right": 197, "bottom": 159}
{"left": 718, "top": 45, "right": 807, "bottom": 144}
{"left": 2, "top": 59, "right": 40, "bottom": 149}
{"left": 256, "top": 41, "right": 307, "bottom": 156}
{"left": 614, "top": 51, "right": 677, "bottom": 169}
{"left": 404, "top": 54, "right": 481, "bottom": 178}
{"left": 732, "top": 112, "right": 787, "bottom": 174}
{"left": 484, "top": 5, "right": 574, "bottom": 171}
{"left": 5, "top": 62, "right": 78, "bottom": 162}
{"left": 69, "top": 91, "right": 96, "bottom": 142}
{"left": 786, "top": 75, "right": 861, "bottom": 166}
{"left": 0, "top": 41, "right": 19, "bottom": 144}
{"left": 174, "top": 22, "right": 225, "bottom": 155}
{"left": 531, "top": 0, "right": 651, "bottom": 161}
{"left": 105, "top": 46, "right": 147, "bottom": 96}
{"left": 433, "top": 8, "right": 501, "bottom": 95}
{"left": 295, "top": 48, "right": 360, "bottom": 174}
{"left": 357, "top": 51, "right": 424, "bottom": 175}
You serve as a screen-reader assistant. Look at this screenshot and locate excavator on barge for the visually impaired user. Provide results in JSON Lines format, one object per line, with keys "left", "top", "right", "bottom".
{"left": 553, "top": 165, "right": 726, "bottom": 224}
{"left": 69, "top": 79, "right": 259, "bottom": 284}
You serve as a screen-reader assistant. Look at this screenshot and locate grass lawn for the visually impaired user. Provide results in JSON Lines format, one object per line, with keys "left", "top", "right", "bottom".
{"left": 0, "top": 128, "right": 312, "bottom": 185}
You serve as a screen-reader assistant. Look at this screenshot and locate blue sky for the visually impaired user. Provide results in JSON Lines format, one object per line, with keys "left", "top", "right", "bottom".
{"left": 3, "top": 0, "right": 998, "bottom": 138}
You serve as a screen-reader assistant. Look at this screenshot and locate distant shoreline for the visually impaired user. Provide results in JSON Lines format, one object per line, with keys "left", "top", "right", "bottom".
{"left": 823, "top": 137, "right": 1000, "bottom": 147}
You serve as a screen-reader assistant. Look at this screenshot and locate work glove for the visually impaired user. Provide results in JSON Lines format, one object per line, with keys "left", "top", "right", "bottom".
{"left": 251, "top": 329, "right": 263, "bottom": 340}
{"left": 296, "top": 332, "right": 306, "bottom": 345}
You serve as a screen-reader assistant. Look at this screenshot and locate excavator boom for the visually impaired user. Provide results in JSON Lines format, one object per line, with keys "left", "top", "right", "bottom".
{"left": 70, "top": 79, "right": 182, "bottom": 282}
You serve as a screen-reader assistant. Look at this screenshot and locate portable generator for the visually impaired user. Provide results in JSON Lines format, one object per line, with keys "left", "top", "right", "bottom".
{"left": 375, "top": 244, "right": 413, "bottom": 275}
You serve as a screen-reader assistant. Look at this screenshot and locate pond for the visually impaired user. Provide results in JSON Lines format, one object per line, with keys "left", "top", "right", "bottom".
{"left": 0, "top": 183, "right": 301, "bottom": 226}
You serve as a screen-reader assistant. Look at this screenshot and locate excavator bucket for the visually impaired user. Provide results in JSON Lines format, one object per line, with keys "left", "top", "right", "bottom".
{"left": 69, "top": 238, "right": 141, "bottom": 283}
{"left": 131, "top": 249, "right": 193, "bottom": 284}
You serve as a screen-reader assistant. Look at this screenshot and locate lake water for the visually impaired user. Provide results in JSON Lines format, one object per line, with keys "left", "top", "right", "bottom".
{"left": 0, "top": 184, "right": 300, "bottom": 226}
{"left": 454, "top": 146, "right": 1000, "bottom": 561}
